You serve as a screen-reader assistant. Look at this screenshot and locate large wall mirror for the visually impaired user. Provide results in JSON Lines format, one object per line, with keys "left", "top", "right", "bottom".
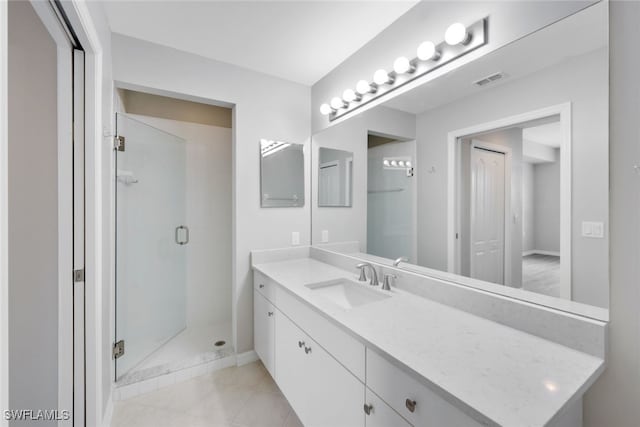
{"left": 260, "top": 139, "right": 305, "bottom": 207}
{"left": 311, "top": 3, "right": 609, "bottom": 312}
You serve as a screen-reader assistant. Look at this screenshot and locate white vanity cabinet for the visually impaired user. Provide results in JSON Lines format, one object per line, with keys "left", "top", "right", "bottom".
{"left": 253, "top": 290, "right": 275, "bottom": 376}
{"left": 275, "top": 311, "right": 364, "bottom": 427}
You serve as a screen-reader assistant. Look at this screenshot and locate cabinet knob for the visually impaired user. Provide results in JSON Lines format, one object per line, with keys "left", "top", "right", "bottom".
{"left": 298, "top": 341, "right": 305, "bottom": 348}
{"left": 405, "top": 399, "right": 417, "bottom": 413}
{"left": 304, "top": 346, "right": 312, "bottom": 354}
{"left": 259, "top": 284, "right": 265, "bottom": 288}
{"left": 363, "top": 404, "right": 373, "bottom": 415}
{"left": 267, "top": 311, "right": 274, "bottom": 317}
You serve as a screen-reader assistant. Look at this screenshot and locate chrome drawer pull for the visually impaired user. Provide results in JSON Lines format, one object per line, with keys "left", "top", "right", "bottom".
{"left": 304, "top": 346, "right": 312, "bottom": 354}
{"left": 363, "top": 404, "right": 373, "bottom": 415}
{"left": 267, "top": 311, "right": 274, "bottom": 317}
{"left": 405, "top": 399, "right": 417, "bottom": 413}
{"left": 298, "top": 341, "right": 305, "bottom": 348}
{"left": 259, "top": 284, "right": 265, "bottom": 289}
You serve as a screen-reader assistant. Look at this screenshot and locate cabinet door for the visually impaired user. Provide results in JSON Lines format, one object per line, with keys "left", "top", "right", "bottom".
{"left": 365, "top": 388, "right": 412, "bottom": 427}
{"left": 275, "top": 310, "right": 310, "bottom": 422}
{"left": 253, "top": 290, "right": 275, "bottom": 375}
{"left": 276, "top": 311, "right": 364, "bottom": 427}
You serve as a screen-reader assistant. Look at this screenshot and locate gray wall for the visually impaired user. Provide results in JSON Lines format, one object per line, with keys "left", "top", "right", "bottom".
{"left": 416, "top": 48, "right": 608, "bottom": 307}
{"left": 583, "top": 2, "right": 640, "bottom": 424}
{"left": 534, "top": 152, "right": 561, "bottom": 253}
{"left": 522, "top": 163, "right": 535, "bottom": 252}
{"left": 8, "top": 1, "right": 58, "bottom": 423}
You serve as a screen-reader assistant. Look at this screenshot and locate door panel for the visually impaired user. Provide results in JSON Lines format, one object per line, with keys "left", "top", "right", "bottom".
{"left": 470, "top": 146, "right": 506, "bottom": 285}
{"left": 115, "top": 113, "right": 187, "bottom": 378}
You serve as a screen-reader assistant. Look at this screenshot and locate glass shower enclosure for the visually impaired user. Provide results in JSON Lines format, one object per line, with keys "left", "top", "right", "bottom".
{"left": 115, "top": 113, "right": 188, "bottom": 379}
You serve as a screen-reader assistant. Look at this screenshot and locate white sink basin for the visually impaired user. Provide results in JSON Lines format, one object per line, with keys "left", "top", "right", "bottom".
{"left": 305, "top": 278, "right": 391, "bottom": 309}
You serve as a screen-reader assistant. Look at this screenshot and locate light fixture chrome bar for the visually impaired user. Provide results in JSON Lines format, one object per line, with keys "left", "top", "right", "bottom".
{"left": 327, "top": 17, "right": 488, "bottom": 122}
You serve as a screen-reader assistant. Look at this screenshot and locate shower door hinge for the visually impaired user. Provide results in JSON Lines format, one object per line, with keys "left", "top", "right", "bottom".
{"left": 114, "top": 135, "right": 125, "bottom": 152}
{"left": 73, "top": 268, "right": 85, "bottom": 282}
{"left": 113, "top": 340, "right": 125, "bottom": 359}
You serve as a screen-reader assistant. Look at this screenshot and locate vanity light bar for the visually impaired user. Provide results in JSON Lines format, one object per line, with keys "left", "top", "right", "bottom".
{"left": 260, "top": 138, "right": 291, "bottom": 157}
{"left": 321, "top": 18, "right": 488, "bottom": 122}
{"left": 383, "top": 157, "right": 412, "bottom": 169}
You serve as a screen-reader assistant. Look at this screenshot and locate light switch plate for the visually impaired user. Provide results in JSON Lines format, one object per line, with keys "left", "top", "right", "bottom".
{"left": 582, "top": 221, "right": 605, "bottom": 238}
{"left": 321, "top": 230, "right": 329, "bottom": 243}
{"left": 291, "top": 231, "right": 300, "bottom": 246}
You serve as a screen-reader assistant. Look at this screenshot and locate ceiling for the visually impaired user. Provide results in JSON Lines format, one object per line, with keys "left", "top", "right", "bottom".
{"left": 523, "top": 122, "right": 561, "bottom": 148}
{"left": 102, "top": 0, "right": 418, "bottom": 85}
{"left": 384, "top": 2, "right": 607, "bottom": 114}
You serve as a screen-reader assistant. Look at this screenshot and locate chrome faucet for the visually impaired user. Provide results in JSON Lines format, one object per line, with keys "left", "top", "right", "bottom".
{"left": 356, "top": 262, "right": 379, "bottom": 286}
{"left": 382, "top": 273, "right": 397, "bottom": 291}
{"left": 393, "top": 256, "right": 409, "bottom": 268}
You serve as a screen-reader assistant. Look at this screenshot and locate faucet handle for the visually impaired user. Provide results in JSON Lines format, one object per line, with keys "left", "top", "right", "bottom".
{"left": 356, "top": 263, "right": 368, "bottom": 282}
{"left": 382, "top": 273, "right": 397, "bottom": 291}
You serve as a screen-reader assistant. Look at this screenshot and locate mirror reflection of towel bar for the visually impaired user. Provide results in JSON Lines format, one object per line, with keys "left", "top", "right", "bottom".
{"left": 368, "top": 188, "right": 405, "bottom": 194}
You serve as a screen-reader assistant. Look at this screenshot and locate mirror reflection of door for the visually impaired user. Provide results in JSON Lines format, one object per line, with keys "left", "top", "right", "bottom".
{"left": 470, "top": 144, "right": 507, "bottom": 285}
{"left": 319, "top": 161, "right": 340, "bottom": 206}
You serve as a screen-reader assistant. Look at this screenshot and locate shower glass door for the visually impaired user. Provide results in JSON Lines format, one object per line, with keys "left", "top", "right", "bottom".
{"left": 115, "top": 113, "right": 187, "bottom": 379}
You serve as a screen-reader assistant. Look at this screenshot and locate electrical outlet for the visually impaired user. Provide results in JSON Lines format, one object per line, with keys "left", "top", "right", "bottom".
{"left": 321, "top": 230, "right": 329, "bottom": 243}
{"left": 291, "top": 231, "right": 300, "bottom": 246}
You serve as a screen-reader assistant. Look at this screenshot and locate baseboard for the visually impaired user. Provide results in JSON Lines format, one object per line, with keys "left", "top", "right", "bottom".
{"left": 102, "top": 392, "right": 113, "bottom": 427}
{"left": 236, "top": 350, "right": 259, "bottom": 366}
{"left": 522, "top": 250, "right": 560, "bottom": 257}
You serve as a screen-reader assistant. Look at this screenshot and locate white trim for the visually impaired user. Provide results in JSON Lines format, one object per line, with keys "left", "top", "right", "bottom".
{"left": 447, "top": 103, "right": 572, "bottom": 299}
{"left": 523, "top": 250, "right": 561, "bottom": 257}
{"left": 102, "top": 394, "right": 113, "bottom": 427}
{"left": 236, "top": 350, "right": 259, "bottom": 366}
{"left": 468, "top": 140, "right": 513, "bottom": 286}
{"left": 58, "top": 2, "right": 105, "bottom": 426}
{"left": 0, "top": 2, "right": 8, "bottom": 426}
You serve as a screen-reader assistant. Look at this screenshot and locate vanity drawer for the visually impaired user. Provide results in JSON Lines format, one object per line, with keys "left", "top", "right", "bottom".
{"left": 366, "top": 349, "right": 483, "bottom": 427}
{"left": 277, "top": 286, "right": 366, "bottom": 382}
{"left": 254, "top": 270, "right": 277, "bottom": 302}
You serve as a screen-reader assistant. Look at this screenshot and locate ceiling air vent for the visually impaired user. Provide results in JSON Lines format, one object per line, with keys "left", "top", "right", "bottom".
{"left": 474, "top": 72, "right": 505, "bottom": 87}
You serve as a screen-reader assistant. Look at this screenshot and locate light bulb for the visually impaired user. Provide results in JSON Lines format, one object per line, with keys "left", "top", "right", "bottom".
{"left": 406, "top": 161, "right": 412, "bottom": 167}
{"left": 445, "top": 23, "right": 470, "bottom": 45}
{"left": 342, "top": 88, "right": 360, "bottom": 103}
{"left": 390, "top": 160, "right": 398, "bottom": 167}
{"left": 417, "top": 41, "right": 440, "bottom": 61}
{"left": 356, "top": 80, "right": 376, "bottom": 95}
{"left": 383, "top": 159, "right": 390, "bottom": 166}
{"left": 330, "top": 97, "right": 346, "bottom": 110}
{"left": 319, "top": 103, "right": 333, "bottom": 115}
{"left": 398, "top": 161, "right": 405, "bottom": 167}
{"left": 373, "top": 69, "right": 394, "bottom": 85}
{"left": 393, "top": 56, "right": 414, "bottom": 74}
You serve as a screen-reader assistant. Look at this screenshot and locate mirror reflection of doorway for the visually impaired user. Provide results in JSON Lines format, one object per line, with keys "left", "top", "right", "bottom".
{"left": 367, "top": 134, "right": 417, "bottom": 262}
{"left": 456, "top": 115, "right": 563, "bottom": 298}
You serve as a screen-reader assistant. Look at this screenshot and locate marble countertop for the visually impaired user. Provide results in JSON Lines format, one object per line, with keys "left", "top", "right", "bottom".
{"left": 253, "top": 257, "right": 605, "bottom": 427}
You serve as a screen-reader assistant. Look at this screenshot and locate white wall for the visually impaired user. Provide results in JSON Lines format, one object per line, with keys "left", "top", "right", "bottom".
{"left": 534, "top": 153, "right": 561, "bottom": 253}
{"left": 111, "top": 34, "right": 310, "bottom": 355}
{"left": 127, "top": 114, "right": 233, "bottom": 329}
{"left": 522, "top": 163, "right": 535, "bottom": 252}
{"left": 7, "top": 0, "right": 59, "bottom": 420}
{"left": 583, "top": 2, "right": 640, "bottom": 424}
{"left": 415, "top": 48, "right": 608, "bottom": 307}
{"left": 311, "top": 106, "right": 415, "bottom": 248}
{"left": 312, "top": 1, "right": 596, "bottom": 132}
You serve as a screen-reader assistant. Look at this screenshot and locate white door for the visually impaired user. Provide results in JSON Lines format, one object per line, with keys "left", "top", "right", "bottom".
{"left": 319, "top": 161, "right": 340, "bottom": 206}
{"left": 470, "top": 146, "right": 506, "bottom": 284}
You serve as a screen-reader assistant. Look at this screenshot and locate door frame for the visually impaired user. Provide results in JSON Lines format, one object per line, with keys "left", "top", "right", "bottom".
{"left": 447, "top": 103, "right": 572, "bottom": 298}
{"left": 468, "top": 141, "right": 512, "bottom": 285}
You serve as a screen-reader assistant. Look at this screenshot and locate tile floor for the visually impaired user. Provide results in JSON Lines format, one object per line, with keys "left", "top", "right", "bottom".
{"left": 112, "top": 361, "right": 303, "bottom": 427}
{"left": 522, "top": 254, "right": 561, "bottom": 298}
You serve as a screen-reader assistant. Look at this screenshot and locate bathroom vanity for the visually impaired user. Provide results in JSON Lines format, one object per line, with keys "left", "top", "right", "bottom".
{"left": 251, "top": 247, "right": 606, "bottom": 427}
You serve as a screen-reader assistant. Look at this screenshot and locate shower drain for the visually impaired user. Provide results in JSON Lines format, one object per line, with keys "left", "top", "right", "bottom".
{"left": 214, "top": 340, "right": 226, "bottom": 347}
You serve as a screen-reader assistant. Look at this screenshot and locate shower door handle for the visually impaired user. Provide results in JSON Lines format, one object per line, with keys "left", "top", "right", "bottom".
{"left": 175, "top": 225, "right": 189, "bottom": 245}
